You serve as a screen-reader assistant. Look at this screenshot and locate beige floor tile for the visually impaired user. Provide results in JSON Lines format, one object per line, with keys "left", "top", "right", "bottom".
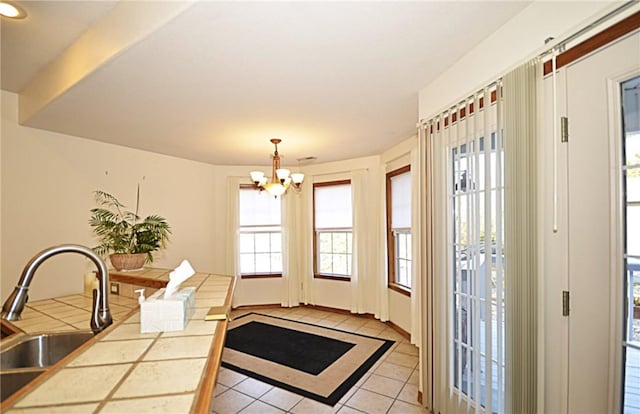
{"left": 113, "top": 358, "right": 206, "bottom": 398}
{"left": 374, "top": 361, "right": 413, "bottom": 382}
{"left": 15, "top": 364, "right": 130, "bottom": 407}
{"left": 214, "top": 384, "right": 229, "bottom": 397}
{"left": 238, "top": 400, "right": 285, "bottom": 414}
{"left": 322, "top": 313, "right": 349, "bottom": 323}
{"left": 290, "top": 398, "right": 341, "bottom": 414}
{"left": 299, "top": 315, "right": 324, "bottom": 323}
{"left": 377, "top": 329, "right": 406, "bottom": 342}
{"left": 355, "top": 372, "right": 371, "bottom": 387}
{"left": 397, "top": 382, "right": 420, "bottom": 405}
{"left": 394, "top": 342, "right": 419, "bottom": 356}
{"left": 336, "top": 405, "right": 366, "bottom": 414}
{"left": 68, "top": 339, "right": 153, "bottom": 366}
{"left": 211, "top": 389, "right": 254, "bottom": 414}
{"left": 355, "top": 327, "right": 385, "bottom": 337}
{"left": 259, "top": 386, "right": 304, "bottom": 411}
{"left": 233, "top": 377, "right": 273, "bottom": 399}
{"left": 217, "top": 367, "right": 248, "bottom": 387}
{"left": 343, "top": 389, "right": 393, "bottom": 414}
{"left": 385, "top": 351, "right": 418, "bottom": 369}
{"left": 338, "top": 386, "right": 358, "bottom": 404}
{"left": 360, "top": 374, "right": 404, "bottom": 398}
{"left": 314, "top": 319, "right": 341, "bottom": 328}
{"left": 101, "top": 394, "right": 194, "bottom": 413}
{"left": 387, "top": 399, "right": 430, "bottom": 414}
{"left": 408, "top": 368, "right": 419, "bottom": 385}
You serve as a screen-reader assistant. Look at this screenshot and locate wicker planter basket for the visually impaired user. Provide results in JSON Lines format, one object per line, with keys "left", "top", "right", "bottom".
{"left": 109, "top": 253, "right": 146, "bottom": 271}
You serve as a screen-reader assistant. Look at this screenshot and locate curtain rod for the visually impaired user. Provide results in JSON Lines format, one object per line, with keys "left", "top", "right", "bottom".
{"left": 418, "top": 1, "right": 637, "bottom": 127}
{"left": 538, "top": 0, "right": 636, "bottom": 59}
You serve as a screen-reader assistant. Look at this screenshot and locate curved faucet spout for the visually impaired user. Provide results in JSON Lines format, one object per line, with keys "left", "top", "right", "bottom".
{"left": 1, "top": 244, "right": 113, "bottom": 334}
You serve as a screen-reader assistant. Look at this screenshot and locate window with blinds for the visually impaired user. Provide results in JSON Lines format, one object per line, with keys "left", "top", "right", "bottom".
{"left": 238, "top": 186, "right": 282, "bottom": 277}
{"left": 313, "top": 180, "right": 352, "bottom": 279}
{"left": 386, "top": 165, "right": 412, "bottom": 293}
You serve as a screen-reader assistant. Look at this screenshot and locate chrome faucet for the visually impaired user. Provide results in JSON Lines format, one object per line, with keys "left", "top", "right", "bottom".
{"left": 1, "top": 244, "right": 113, "bottom": 334}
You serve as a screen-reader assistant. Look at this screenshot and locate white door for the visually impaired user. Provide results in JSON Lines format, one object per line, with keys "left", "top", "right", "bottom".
{"left": 565, "top": 32, "right": 640, "bottom": 413}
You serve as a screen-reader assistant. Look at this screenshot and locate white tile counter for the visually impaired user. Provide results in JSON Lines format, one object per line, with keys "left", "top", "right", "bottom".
{"left": 1, "top": 270, "right": 236, "bottom": 413}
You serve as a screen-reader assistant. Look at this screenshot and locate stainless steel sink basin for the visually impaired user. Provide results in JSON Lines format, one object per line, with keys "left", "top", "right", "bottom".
{"left": 1, "top": 331, "right": 94, "bottom": 370}
{"left": 0, "top": 331, "right": 94, "bottom": 403}
{"left": 0, "top": 368, "right": 46, "bottom": 402}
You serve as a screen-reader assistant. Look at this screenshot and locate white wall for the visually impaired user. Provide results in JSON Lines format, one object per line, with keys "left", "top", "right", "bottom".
{"left": 1, "top": 91, "right": 396, "bottom": 315}
{"left": 1, "top": 90, "right": 225, "bottom": 301}
{"left": 418, "top": 1, "right": 620, "bottom": 120}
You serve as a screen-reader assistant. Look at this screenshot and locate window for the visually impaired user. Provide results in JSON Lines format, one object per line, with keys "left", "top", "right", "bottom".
{"left": 238, "top": 186, "right": 282, "bottom": 278}
{"left": 386, "top": 165, "right": 412, "bottom": 294}
{"left": 622, "top": 76, "right": 640, "bottom": 413}
{"left": 451, "top": 133, "right": 505, "bottom": 410}
{"left": 314, "top": 180, "right": 352, "bottom": 280}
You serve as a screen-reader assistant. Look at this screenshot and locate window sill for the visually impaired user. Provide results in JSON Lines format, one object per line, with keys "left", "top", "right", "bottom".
{"left": 241, "top": 273, "right": 282, "bottom": 279}
{"left": 388, "top": 283, "right": 411, "bottom": 297}
{"left": 314, "top": 274, "right": 351, "bottom": 282}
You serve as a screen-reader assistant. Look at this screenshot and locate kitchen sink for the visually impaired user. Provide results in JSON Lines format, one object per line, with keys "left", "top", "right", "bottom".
{"left": 1, "top": 331, "right": 94, "bottom": 370}
{"left": 0, "top": 368, "right": 46, "bottom": 402}
{"left": 0, "top": 331, "right": 94, "bottom": 403}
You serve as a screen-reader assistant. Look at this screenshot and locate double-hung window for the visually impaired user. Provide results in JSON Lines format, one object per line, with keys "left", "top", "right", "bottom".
{"left": 238, "top": 186, "right": 282, "bottom": 277}
{"left": 386, "top": 165, "right": 412, "bottom": 294}
{"left": 314, "top": 180, "right": 352, "bottom": 280}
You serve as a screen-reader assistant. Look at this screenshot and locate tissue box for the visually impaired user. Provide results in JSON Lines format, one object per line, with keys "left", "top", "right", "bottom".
{"left": 140, "top": 287, "right": 196, "bottom": 333}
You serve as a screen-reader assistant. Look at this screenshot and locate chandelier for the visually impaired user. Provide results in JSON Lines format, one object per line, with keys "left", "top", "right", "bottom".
{"left": 250, "top": 138, "right": 304, "bottom": 197}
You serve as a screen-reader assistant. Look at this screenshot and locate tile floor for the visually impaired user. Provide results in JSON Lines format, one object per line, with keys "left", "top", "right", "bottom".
{"left": 211, "top": 307, "right": 429, "bottom": 414}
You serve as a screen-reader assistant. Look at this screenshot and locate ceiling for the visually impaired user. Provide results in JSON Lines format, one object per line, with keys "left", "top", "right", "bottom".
{"left": 1, "top": 1, "right": 530, "bottom": 166}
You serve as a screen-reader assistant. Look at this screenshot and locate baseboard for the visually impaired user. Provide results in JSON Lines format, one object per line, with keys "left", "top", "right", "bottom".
{"left": 233, "top": 303, "right": 412, "bottom": 340}
{"left": 384, "top": 320, "right": 411, "bottom": 340}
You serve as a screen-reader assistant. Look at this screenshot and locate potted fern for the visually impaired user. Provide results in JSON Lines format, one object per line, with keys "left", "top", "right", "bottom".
{"left": 89, "top": 186, "right": 171, "bottom": 271}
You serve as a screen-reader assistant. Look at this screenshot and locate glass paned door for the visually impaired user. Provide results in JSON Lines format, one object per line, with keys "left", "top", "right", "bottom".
{"left": 623, "top": 75, "right": 640, "bottom": 413}
{"left": 451, "top": 131, "right": 505, "bottom": 413}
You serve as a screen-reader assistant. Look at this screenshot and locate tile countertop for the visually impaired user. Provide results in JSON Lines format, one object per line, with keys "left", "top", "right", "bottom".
{"left": 1, "top": 269, "right": 236, "bottom": 413}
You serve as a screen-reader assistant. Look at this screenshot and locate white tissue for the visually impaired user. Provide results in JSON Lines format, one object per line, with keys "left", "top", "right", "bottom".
{"left": 164, "top": 259, "right": 195, "bottom": 299}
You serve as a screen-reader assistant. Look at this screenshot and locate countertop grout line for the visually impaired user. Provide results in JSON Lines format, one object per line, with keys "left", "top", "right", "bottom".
{"left": 92, "top": 331, "right": 162, "bottom": 413}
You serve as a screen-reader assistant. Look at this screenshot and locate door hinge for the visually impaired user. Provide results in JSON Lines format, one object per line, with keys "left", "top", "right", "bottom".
{"left": 562, "top": 290, "right": 570, "bottom": 316}
{"left": 561, "top": 116, "right": 569, "bottom": 143}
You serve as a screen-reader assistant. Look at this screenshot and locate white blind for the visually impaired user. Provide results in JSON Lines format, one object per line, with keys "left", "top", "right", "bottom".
{"left": 239, "top": 188, "right": 281, "bottom": 226}
{"left": 391, "top": 171, "right": 411, "bottom": 229}
{"left": 314, "top": 183, "right": 352, "bottom": 229}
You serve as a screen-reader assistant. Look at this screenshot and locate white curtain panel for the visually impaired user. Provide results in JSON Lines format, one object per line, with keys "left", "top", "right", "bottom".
{"left": 410, "top": 146, "right": 422, "bottom": 348}
{"left": 376, "top": 169, "right": 390, "bottom": 321}
{"left": 350, "top": 169, "right": 368, "bottom": 314}
{"left": 281, "top": 191, "right": 299, "bottom": 307}
{"left": 503, "top": 58, "right": 540, "bottom": 414}
{"left": 226, "top": 176, "right": 241, "bottom": 307}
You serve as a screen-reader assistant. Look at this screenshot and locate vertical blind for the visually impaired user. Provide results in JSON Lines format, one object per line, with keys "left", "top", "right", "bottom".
{"left": 425, "top": 84, "right": 506, "bottom": 414}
